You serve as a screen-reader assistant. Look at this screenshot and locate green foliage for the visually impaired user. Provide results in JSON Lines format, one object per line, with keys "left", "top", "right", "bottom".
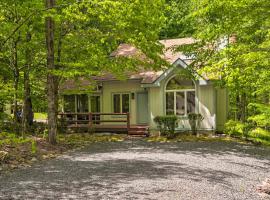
{"left": 0, "top": 0, "right": 167, "bottom": 142}
{"left": 160, "top": 0, "right": 195, "bottom": 38}
{"left": 0, "top": 112, "right": 11, "bottom": 121}
{"left": 187, "top": 113, "right": 204, "bottom": 135}
{"left": 248, "top": 103, "right": 270, "bottom": 129}
{"left": 57, "top": 134, "right": 125, "bottom": 146}
{"left": 57, "top": 117, "right": 68, "bottom": 134}
{"left": 0, "top": 0, "right": 47, "bottom": 109}
{"left": 224, "top": 120, "right": 270, "bottom": 146}
{"left": 30, "top": 122, "right": 47, "bottom": 135}
{"left": 224, "top": 120, "right": 244, "bottom": 137}
{"left": 31, "top": 140, "right": 37, "bottom": 154}
{"left": 179, "top": 0, "right": 270, "bottom": 125}
{"left": 0, "top": 120, "right": 22, "bottom": 135}
{"left": 0, "top": 132, "right": 32, "bottom": 146}
{"left": 154, "top": 115, "right": 178, "bottom": 138}
{"left": 57, "top": 0, "right": 166, "bottom": 79}
{"left": 249, "top": 128, "right": 270, "bottom": 142}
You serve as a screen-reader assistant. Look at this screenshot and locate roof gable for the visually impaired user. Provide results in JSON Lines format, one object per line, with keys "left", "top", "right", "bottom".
{"left": 141, "top": 58, "right": 209, "bottom": 87}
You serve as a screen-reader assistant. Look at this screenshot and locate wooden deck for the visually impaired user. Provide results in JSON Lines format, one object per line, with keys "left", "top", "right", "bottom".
{"left": 58, "top": 112, "right": 149, "bottom": 136}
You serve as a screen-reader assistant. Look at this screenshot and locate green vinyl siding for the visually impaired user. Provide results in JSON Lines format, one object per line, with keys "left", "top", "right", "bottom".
{"left": 102, "top": 80, "right": 144, "bottom": 125}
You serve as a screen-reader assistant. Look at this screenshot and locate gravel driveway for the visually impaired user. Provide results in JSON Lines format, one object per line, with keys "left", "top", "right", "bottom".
{"left": 0, "top": 140, "right": 269, "bottom": 200}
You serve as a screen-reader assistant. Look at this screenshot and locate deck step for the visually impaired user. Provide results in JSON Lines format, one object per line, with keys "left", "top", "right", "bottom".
{"left": 128, "top": 131, "right": 146, "bottom": 134}
{"left": 128, "top": 130, "right": 149, "bottom": 136}
{"left": 129, "top": 128, "right": 148, "bottom": 131}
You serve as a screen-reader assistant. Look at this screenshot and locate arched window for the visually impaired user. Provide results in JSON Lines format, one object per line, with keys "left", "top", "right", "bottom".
{"left": 165, "top": 76, "right": 196, "bottom": 115}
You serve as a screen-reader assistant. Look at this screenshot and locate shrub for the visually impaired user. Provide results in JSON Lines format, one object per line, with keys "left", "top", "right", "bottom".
{"left": 30, "top": 122, "right": 47, "bottom": 135}
{"left": 0, "top": 121, "right": 22, "bottom": 135}
{"left": 0, "top": 132, "right": 32, "bottom": 146}
{"left": 188, "top": 113, "right": 204, "bottom": 135}
{"left": 249, "top": 128, "right": 270, "bottom": 141}
{"left": 58, "top": 117, "right": 68, "bottom": 134}
{"left": 154, "top": 115, "right": 178, "bottom": 138}
{"left": 0, "top": 112, "right": 11, "bottom": 121}
{"left": 248, "top": 103, "right": 270, "bottom": 130}
{"left": 224, "top": 120, "right": 245, "bottom": 137}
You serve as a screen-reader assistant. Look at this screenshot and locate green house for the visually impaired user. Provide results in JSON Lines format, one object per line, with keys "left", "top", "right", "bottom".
{"left": 60, "top": 38, "right": 228, "bottom": 133}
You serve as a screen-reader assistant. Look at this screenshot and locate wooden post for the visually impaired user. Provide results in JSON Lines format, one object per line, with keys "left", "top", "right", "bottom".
{"left": 75, "top": 113, "right": 78, "bottom": 127}
{"left": 74, "top": 95, "right": 77, "bottom": 128}
{"left": 127, "top": 112, "right": 130, "bottom": 133}
{"left": 89, "top": 112, "right": 92, "bottom": 128}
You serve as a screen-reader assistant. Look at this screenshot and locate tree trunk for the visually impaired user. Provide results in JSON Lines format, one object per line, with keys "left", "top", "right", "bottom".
{"left": 22, "top": 32, "right": 33, "bottom": 137}
{"left": 11, "top": 39, "right": 20, "bottom": 134}
{"left": 45, "top": 0, "right": 57, "bottom": 145}
{"left": 54, "top": 23, "right": 65, "bottom": 123}
{"left": 241, "top": 93, "right": 247, "bottom": 123}
{"left": 13, "top": 71, "right": 19, "bottom": 123}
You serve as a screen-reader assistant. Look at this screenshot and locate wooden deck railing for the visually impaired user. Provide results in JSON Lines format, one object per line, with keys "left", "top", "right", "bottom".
{"left": 58, "top": 112, "right": 130, "bottom": 131}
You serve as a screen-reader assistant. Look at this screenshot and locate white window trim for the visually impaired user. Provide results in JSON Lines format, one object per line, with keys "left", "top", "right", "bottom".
{"left": 165, "top": 89, "right": 196, "bottom": 116}
{"left": 112, "top": 93, "right": 130, "bottom": 113}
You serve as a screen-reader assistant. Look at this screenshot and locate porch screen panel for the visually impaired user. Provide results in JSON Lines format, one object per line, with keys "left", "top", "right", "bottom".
{"left": 90, "top": 96, "right": 100, "bottom": 113}
{"left": 122, "top": 94, "right": 130, "bottom": 113}
{"left": 77, "top": 94, "right": 88, "bottom": 113}
{"left": 187, "top": 91, "right": 195, "bottom": 114}
{"left": 166, "top": 92, "right": 174, "bottom": 115}
{"left": 90, "top": 96, "right": 101, "bottom": 124}
{"left": 176, "top": 92, "right": 185, "bottom": 115}
{"left": 113, "top": 94, "right": 121, "bottom": 113}
{"left": 64, "top": 95, "right": 75, "bottom": 112}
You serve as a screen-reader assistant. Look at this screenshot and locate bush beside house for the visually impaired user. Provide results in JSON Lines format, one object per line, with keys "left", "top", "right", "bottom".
{"left": 154, "top": 115, "right": 178, "bottom": 138}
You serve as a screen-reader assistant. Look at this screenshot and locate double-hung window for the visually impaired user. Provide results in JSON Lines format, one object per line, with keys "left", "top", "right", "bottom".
{"left": 165, "top": 76, "right": 196, "bottom": 116}
{"left": 113, "top": 93, "right": 130, "bottom": 113}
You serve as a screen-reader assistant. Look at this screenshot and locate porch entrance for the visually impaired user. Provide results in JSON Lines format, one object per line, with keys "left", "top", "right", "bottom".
{"left": 136, "top": 92, "right": 149, "bottom": 124}
{"left": 64, "top": 94, "right": 101, "bottom": 123}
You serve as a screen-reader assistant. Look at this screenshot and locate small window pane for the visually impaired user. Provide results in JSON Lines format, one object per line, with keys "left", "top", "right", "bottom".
{"left": 166, "top": 92, "right": 174, "bottom": 115}
{"left": 122, "top": 94, "right": 130, "bottom": 113}
{"left": 113, "top": 94, "right": 121, "bottom": 113}
{"left": 187, "top": 91, "right": 195, "bottom": 114}
{"left": 176, "top": 92, "right": 185, "bottom": 115}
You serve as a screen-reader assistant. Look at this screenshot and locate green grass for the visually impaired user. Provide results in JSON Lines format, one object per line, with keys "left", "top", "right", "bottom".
{"left": 247, "top": 128, "right": 270, "bottom": 146}
{"left": 57, "top": 134, "right": 126, "bottom": 147}
{"left": 34, "top": 113, "right": 47, "bottom": 120}
{"left": 0, "top": 132, "right": 33, "bottom": 146}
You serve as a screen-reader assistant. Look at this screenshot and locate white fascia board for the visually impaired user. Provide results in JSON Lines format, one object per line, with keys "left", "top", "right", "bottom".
{"left": 199, "top": 79, "right": 209, "bottom": 85}
{"left": 140, "top": 58, "right": 210, "bottom": 88}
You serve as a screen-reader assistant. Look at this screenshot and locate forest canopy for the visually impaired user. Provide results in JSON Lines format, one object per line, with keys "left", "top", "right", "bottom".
{"left": 0, "top": 0, "right": 269, "bottom": 144}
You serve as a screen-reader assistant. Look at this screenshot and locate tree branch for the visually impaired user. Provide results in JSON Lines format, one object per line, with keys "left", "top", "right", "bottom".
{"left": 1, "top": 1, "right": 94, "bottom": 48}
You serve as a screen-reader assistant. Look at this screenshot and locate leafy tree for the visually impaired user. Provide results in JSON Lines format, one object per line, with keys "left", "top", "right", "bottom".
{"left": 0, "top": 0, "right": 166, "bottom": 144}
{"left": 181, "top": 0, "right": 270, "bottom": 123}
{"left": 160, "top": 0, "right": 195, "bottom": 39}
{"left": 0, "top": 0, "right": 45, "bottom": 136}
